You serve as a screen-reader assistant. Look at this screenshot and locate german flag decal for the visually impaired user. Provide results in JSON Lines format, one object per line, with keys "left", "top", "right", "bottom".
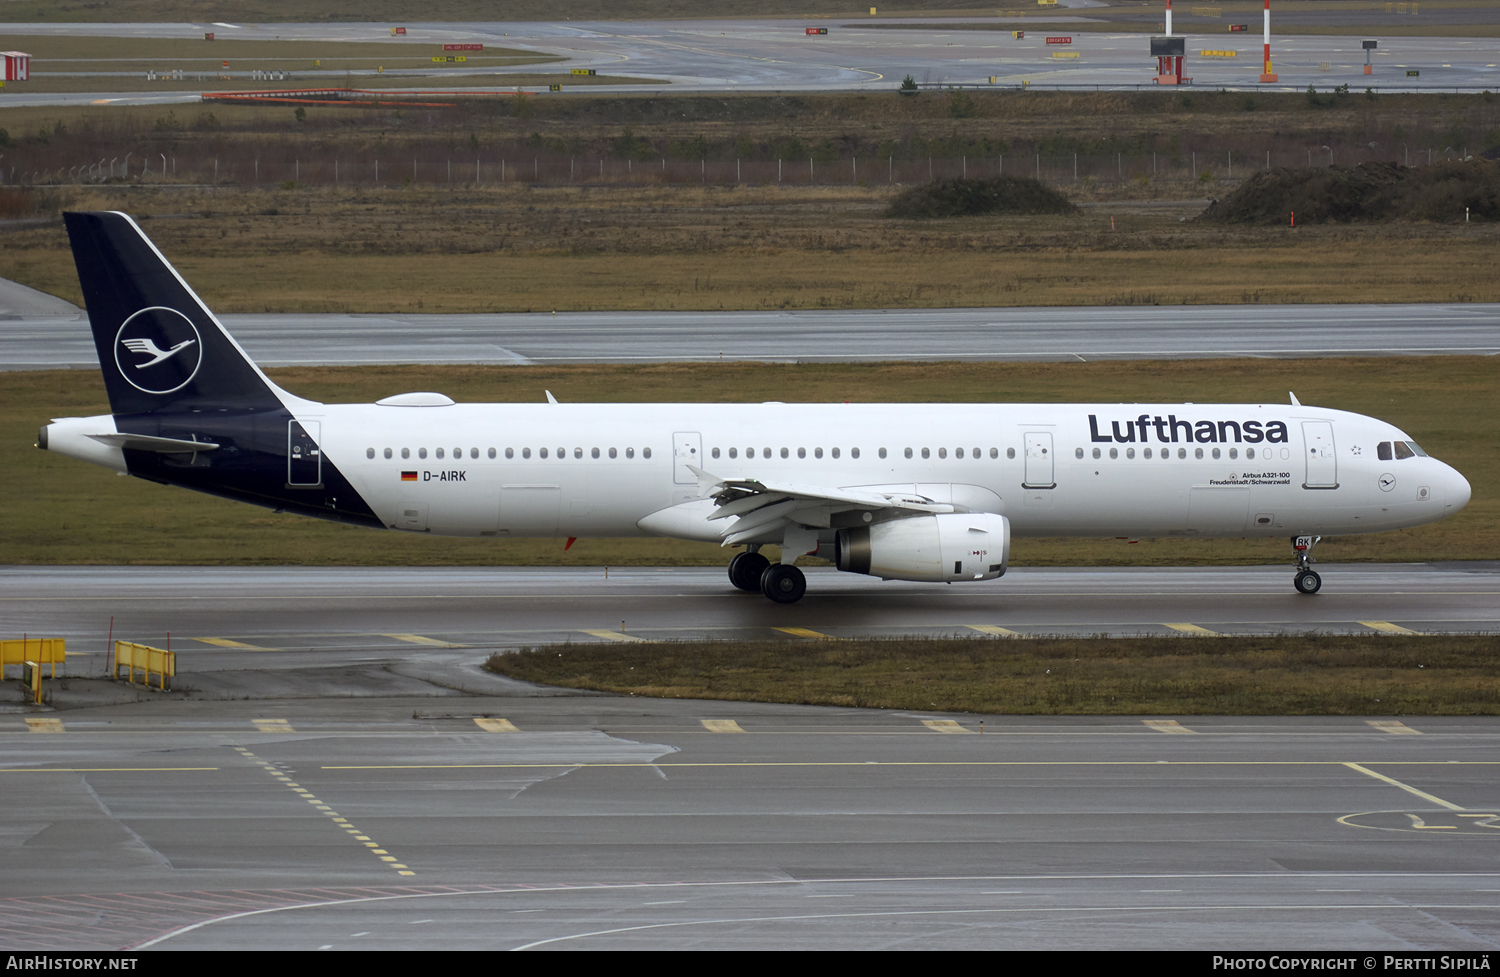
{"left": 401, "top": 471, "right": 418, "bottom": 481}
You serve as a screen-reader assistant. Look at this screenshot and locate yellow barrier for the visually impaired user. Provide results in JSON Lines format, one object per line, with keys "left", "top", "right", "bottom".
{"left": 1201, "top": 50, "right": 1238, "bottom": 58}
{"left": 114, "top": 641, "right": 175, "bottom": 691}
{"left": 1, "top": 637, "right": 64, "bottom": 679}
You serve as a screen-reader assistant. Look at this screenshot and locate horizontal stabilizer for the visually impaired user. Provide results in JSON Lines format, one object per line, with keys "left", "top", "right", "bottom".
{"left": 86, "top": 433, "right": 219, "bottom": 453}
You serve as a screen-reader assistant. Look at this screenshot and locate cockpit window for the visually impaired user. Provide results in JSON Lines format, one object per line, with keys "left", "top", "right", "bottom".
{"left": 1393, "top": 441, "right": 1415, "bottom": 461}
{"left": 1407, "top": 441, "right": 1428, "bottom": 457}
{"left": 1377, "top": 442, "right": 1392, "bottom": 461}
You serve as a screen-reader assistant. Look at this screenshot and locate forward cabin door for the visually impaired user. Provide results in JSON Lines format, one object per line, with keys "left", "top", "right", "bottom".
{"left": 1302, "top": 421, "right": 1338, "bottom": 489}
{"left": 1023, "top": 432, "right": 1055, "bottom": 489}
{"left": 673, "top": 431, "right": 702, "bottom": 484}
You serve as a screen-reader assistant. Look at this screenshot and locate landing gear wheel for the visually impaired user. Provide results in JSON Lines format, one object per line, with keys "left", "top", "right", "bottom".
{"left": 760, "top": 564, "right": 807, "bottom": 604}
{"left": 728, "top": 552, "right": 769, "bottom": 592}
{"left": 1294, "top": 570, "right": 1322, "bottom": 595}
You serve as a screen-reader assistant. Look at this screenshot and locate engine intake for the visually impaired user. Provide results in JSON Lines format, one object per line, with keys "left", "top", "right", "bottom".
{"left": 836, "top": 513, "right": 1010, "bottom": 583}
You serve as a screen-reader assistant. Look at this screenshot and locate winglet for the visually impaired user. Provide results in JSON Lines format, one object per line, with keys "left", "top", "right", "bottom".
{"left": 1289, "top": 391, "right": 1301, "bottom": 407}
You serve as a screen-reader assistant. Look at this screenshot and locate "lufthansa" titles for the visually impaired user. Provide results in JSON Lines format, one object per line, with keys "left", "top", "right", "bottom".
{"left": 1089, "top": 413, "right": 1290, "bottom": 445}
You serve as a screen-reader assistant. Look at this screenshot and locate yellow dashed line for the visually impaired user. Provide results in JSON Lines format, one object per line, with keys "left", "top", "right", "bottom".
{"left": 474, "top": 718, "right": 520, "bottom": 733}
{"left": 580, "top": 629, "right": 647, "bottom": 642}
{"left": 1144, "top": 720, "right": 1197, "bottom": 734}
{"left": 775, "top": 627, "right": 840, "bottom": 639}
{"left": 239, "top": 745, "right": 416, "bottom": 876}
{"left": 923, "top": 720, "right": 974, "bottom": 734}
{"left": 1368, "top": 721, "right": 1422, "bottom": 735}
{"left": 252, "top": 718, "right": 294, "bottom": 733}
{"left": 967, "top": 625, "right": 1020, "bottom": 637}
{"left": 382, "top": 633, "right": 468, "bottom": 647}
{"left": 24, "top": 718, "right": 63, "bottom": 733}
{"left": 1361, "top": 620, "right": 1420, "bottom": 635}
{"left": 1164, "top": 623, "right": 1222, "bottom": 636}
{"left": 701, "top": 720, "right": 746, "bottom": 733}
{"left": 194, "top": 637, "right": 272, "bottom": 649}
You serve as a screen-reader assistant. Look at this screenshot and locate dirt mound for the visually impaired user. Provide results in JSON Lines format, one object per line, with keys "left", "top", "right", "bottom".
{"left": 885, "top": 176, "right": 1078, "bottom": 219}
{"left": 1200, "top": 160, "right": 1500, "bottom": 224}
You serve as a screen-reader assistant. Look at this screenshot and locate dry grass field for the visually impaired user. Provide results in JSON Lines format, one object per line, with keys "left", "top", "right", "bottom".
{"left": 5, "top": 356, "right": 1493, "bottom": 567}
{"left": 484, "top": 633, "right": 1500, "bottom": 716}
{"left": 3, "top": 184, "right": 1497, "bottom": 313}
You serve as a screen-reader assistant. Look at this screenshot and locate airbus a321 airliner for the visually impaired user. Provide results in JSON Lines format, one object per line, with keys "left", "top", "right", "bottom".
{"left": 39, "top": 212, "right": 1471, "bottom": 603}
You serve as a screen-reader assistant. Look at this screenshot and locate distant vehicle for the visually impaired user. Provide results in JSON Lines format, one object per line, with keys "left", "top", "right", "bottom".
{"left": 41, "top": 212, "right": 1470, "bottom": 602}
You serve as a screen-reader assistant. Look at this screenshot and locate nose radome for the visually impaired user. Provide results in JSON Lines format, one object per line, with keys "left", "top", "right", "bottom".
{"left": 1448, "top": 466, "right": 1472, "bottom": 513}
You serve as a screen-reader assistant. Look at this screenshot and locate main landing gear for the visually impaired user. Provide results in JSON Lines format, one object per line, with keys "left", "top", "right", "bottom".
{"left": 727, "top": 548, "right": 808, "bottom": 603}
{"left": 1292, "top": 535, "right": 1322, "bottom": 595}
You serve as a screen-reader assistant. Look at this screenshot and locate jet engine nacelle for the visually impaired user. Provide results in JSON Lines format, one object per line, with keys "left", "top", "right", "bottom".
{"left": 835, "top": 512, "right": 1010, "bottom": 583}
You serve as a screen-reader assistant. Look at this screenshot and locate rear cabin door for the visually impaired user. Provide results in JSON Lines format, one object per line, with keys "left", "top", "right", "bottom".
{"left": 287, "top": 420, "right": 322, "bottom": 487}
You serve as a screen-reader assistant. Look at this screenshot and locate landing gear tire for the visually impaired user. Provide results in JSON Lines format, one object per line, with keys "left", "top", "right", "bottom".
{"left": 1294, "top": 570, "right": 1322, "bottom": 595}
{"left": 760, "top": 564, "right": 807, "bottom": 604}
{"left": 728, "top": 552, "right": 770, "bottom": 592}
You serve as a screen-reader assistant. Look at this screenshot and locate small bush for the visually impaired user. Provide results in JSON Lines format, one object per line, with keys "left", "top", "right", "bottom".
{"left": 1200, "top": 159, "right": 1500, "bottom": 224}
{"left": 885, "top": 176, "right": 1078, "bottom": 219}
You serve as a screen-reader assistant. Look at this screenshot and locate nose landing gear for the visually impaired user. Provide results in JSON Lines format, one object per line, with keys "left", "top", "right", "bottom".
{"left": 1292, "top": 535, "right": 1322, "bottom": 594}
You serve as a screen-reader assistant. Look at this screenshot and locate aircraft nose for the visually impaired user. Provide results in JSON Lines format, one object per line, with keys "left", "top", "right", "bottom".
{"left": 1448, "top": 465, "right": 1472, "bottom": 513}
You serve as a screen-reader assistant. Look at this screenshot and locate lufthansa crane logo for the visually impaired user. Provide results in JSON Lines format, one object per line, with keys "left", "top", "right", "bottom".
{"left": 114, "top": 307, "right": 203, "bottom": 395}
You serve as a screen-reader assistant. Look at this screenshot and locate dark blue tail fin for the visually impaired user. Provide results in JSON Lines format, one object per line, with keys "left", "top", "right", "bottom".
{"left": 63, "top": 211, "right": 286, "bottom": 415}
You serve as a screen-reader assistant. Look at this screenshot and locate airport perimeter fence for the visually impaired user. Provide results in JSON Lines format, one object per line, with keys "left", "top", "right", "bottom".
{"left": 6, "top": 146, "right": 1475, "bottom": 190}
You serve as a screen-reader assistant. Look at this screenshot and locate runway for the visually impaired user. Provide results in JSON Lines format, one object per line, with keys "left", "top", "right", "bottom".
{"left": 5, "top": 13, "right": 1500, "bottom": 110}
{"left": 4, "top": 565, "right": 1498, "bottom": 950}
{"left": 6, "top": 302, "right": 1500, "bottom": 370}
{"left": 4, "top": 565, "right": 1497, "bottom": 672}
{"left": 4, "top": 661, "right": 1500, "bottom": 950}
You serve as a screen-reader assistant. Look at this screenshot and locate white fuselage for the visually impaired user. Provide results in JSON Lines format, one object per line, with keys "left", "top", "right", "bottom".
{"left": 299, "top": 400, "right": 1469, "bottom": 542}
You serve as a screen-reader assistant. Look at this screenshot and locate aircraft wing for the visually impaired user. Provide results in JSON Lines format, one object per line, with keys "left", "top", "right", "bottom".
{"left": 688, "top": 465, "right": 952, "bottom": 546}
